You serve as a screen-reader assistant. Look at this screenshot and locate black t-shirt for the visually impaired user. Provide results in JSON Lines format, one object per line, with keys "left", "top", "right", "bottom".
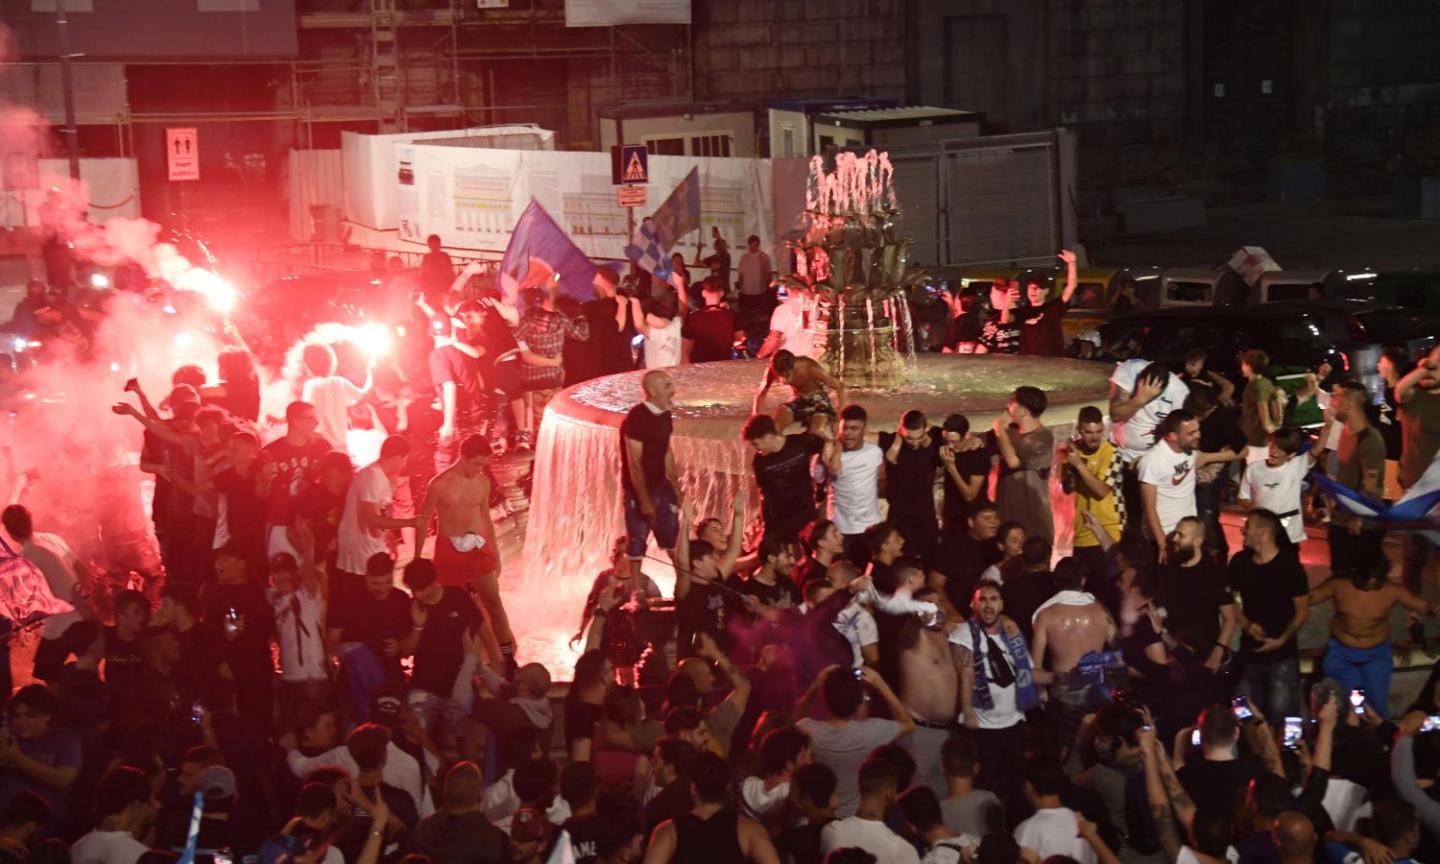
{"left": 428, "top": 344, "right": 486, "bottom": 426}
{"left": 412, "top": 587, "right": 481, "bottom": 695}
{"left": 980, "top": 316, "right": 1020, "bottom": 354}
{"left": 206, "top": 583, "right": 275, "bottom": 676}
{"left": 294, "top": 481, "right": 346, "bottom": 567}
{"left": 731, "top": 572, "right": 801, "bottom": 610}
{"left": 261, "top": 436, "right": 333, "bottom": 526}
{"left": 930, "top": 532, "right": 1002, "bottom": 613}
{"left": 943, "top": 311, "right": 983, "bottom": 350}
{"left": 335, "top": 781, "right": 419, "bottom": 864}
{"left": 942, "top": 441, "right": 995, "bottom": 529}
{"left": 1156, "top": 558, "right": 1233, "bottom": 649}
{"left": 876, "top": 428, "right": 942, "bottom": 524}
{"left": 215, "top": 466, "right": 268, "bottom": 557}
{"left": 103, "top": 626, "right": 143, "bottom": 705}
{"left": 1378, "top": 386, "right": 1404, "bottom": 460}
{"left": 1228, "top": 548, "right": 1308, "bottom": 662}
{"left": 330, "top": 586, "right": 412, "bottom": 678}
{"left": 1199, "top": 404, "right": 1247, "bottom": 462}
{"left": 1019, "top": 298, "right": 1069, "bottom": 356}
{"left": 682, "top": 307, "right": 741, "bottom": 363}
{"left": 1001, "top": 569, "right": 1052, "bottom": 641}
{"left": 620, "top": 403, "right": 674, "bottom": 496}
{"left": 678, "top": 581, "right": 729, "bottom": 658}
{"left": 577, "top": 297, "right": 634, "bottom": 380}
{"left": 564, "top": 699, "right": 604, "bottom": 752}
{"left": 565, "top": 811, "right": 607, "bottom": 864}
{"left": 753, "top": 433, "right": 824, "bottom": 532}
{"left": 1176, "top": 756, "right": 1262, "bottom": 821}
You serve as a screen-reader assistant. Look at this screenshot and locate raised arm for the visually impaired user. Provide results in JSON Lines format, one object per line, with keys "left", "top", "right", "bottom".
{"left": 1057, "top": 249, "right": 1078, "bottom": 304}
{"left": 675, "top": 498, "right": 695, "bottom": 600}
{"left": 628, "top": 296, "right": 650, "bottom": 337}
{"left": 717, "top": 495, "right": 745, "bottom": 579}
{"left": 1110, "top": 374, "right": 1163, "bottom": 423}
{"left": 860, "top": 665, "right": 915, "bottom": 735}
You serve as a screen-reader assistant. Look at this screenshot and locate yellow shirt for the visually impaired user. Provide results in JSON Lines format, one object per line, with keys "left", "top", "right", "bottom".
{"left": 1072, "top": 440, "right": 1123, "bottom": 547}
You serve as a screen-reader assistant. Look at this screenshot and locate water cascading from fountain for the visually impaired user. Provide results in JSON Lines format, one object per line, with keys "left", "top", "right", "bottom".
{"left": 787, "top": 149, "right": 925, "bottom": 388}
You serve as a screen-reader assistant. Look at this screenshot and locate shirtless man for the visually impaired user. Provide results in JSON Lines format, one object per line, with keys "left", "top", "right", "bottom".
{"left": 753, "top": 349, "right": 845, "bottom": 434}
{"left": 1031, "top": 564, "right": 1116, "bottom": 748}
{"left": 894, "top": 563, "right": 959, "bottom": 797}
{"left": 417, "top": 434, "right": 513, "bottom": 669}
{"left": 1308, "top": 557, "right": 1439, "bottom": 718}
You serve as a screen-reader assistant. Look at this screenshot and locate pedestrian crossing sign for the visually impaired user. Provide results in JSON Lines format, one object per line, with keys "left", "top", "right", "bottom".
{"left": 615, "top": 144, "right": 648, "bottom": 185}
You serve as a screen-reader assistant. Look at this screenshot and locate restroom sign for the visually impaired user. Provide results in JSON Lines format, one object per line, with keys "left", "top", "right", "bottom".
{"left": 167, "top": 128, "right": 199, "bottom": 182}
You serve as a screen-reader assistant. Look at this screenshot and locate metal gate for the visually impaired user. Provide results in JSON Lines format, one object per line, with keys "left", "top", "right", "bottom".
{"left": 880, "top": 130, "right": 1074, "bottom": 269}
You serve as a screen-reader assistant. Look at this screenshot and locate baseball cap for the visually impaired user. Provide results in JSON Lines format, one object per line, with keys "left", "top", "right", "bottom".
{"left": 370, "top": 689, "right": 404, "bottom": 728}
{"left": 198, "top": 765, "right": 237, "bottom": 800}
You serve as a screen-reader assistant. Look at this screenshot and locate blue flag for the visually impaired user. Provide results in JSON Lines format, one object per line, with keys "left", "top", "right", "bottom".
{"left": 649, "top": 166, "right": 701, "bottom": 251}
{"left": 497, "top": 199, "right": 598, "bottom": 307}
{"left": 1312, "top": 461, "right": 1440, "bottom": 546}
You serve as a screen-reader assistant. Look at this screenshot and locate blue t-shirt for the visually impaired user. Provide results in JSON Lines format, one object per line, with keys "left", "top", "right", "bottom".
{"left": 0, "top": 726, "right": 82, "bottom": 829}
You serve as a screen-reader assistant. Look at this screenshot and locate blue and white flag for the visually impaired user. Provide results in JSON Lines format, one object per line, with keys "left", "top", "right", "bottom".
{"left": 1312, "top": 452, "right": 1440, "bottom": 545}
{"left": 497, "top": 199, "right": 598, "bottom": 307}
{"left": 624, "top": 167, "right": 701, "bottom": 287}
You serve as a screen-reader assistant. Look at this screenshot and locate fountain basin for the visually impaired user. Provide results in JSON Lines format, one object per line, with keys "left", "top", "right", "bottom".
{"left": 522, "top": 354, "right": 1114, "bottom": 600}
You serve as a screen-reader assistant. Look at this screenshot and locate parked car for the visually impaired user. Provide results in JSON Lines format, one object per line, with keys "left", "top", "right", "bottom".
{"left": 1331, "top": 270, "right": 1440, "bottom": 313}
{"left": 1098, "top": 306, "right": 1345, "bottom": 426}
{"left": 1259, "top": 299, "right": 1440, "bottom": 398}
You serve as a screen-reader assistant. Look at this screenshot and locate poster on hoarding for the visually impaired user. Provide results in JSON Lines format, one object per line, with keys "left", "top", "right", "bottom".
{"left": 565, "top": 0, "right": 690, "bottom": 27}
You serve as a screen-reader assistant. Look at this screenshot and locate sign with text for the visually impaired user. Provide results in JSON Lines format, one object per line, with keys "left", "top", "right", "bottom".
{"left": 618, "top": 186, "right": 648, "bottom": 208}
{"left": 166, "top": 128, "right": 199, "bottom": 182}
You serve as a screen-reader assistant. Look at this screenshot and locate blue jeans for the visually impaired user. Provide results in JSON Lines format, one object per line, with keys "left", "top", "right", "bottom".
{"left": 1238, "top": 656, "right": 1300, "bottom": 725}
{"left": 1322, "top": 638, "right": 1393, "bottom": 717}
{"left": 624, "top": 484, "right": 679, "bottom": 559}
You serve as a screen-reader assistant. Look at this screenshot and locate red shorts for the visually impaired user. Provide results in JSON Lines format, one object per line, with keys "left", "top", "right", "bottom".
{"left": 434, "top": 534, "right": 499, "bottom": 586}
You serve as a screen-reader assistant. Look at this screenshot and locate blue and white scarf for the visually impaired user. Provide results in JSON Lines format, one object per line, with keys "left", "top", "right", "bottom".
{"left": 968, "top": 619, "right": 1039, "bottom": 714}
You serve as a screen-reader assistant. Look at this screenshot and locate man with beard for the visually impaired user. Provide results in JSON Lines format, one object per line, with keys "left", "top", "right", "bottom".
{"left": 1063, "top": 406, "right": 1124, "bottom": 586}
{"left": 417, "top": 435, "right": 509, "bottom": 670}
{"left": 1307, "top": 556, "right": 1438, "bottom": 718}
{"left": 1154, "top": 517, "right": 1237, "bottom": 674}
{"left": 1138, "top": 410, "right": 1239, "bottom": 563}
{"left": 957, "top": 580, "right": 1042, "bottom": 813}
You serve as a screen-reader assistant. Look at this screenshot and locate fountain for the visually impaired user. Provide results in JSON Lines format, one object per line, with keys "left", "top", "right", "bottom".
{"left": 513, "top": 150, "right": 1116, "bottom": 676}
{"left": 787, "top": 150, "right": 921, "bottom": 387}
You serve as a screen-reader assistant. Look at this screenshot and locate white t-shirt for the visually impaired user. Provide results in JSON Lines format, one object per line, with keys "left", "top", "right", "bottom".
{"left": 303, "top": 375, "right": 366, "bottom": 451}
{"left": 741, "top": 776, "right": 790, "bottom": 819}
{"left": 1239, "top": 455, "right": 1310, "bottom": 543}
{"left": 923, "top": 837, "right": 980, "bottom": 864}
{"left": 1014, "top": 807, "right": 1097, "bottom": 864}
{"left": 643, "top": 315, "right": 683, "bottom": 368}
{"left": 1177, "top": 845, "right": 1240, "bottom": 864}
{"left": 823, "top": 442, "right": 885, "bottom": 534}
{"left": 832, "top": 600, "right": 878, "bottom": 666}
{"left": 20, "top": 533, "right": 82, "bottom": 639}
{"left": 1110, "top": 359, "right": 1191, "bottom": 463}
{"left": 1137, "top": 442, "right": 1197, "bottom": 535}
{"left": 336, "top": 463, "right": 394, "bottom": 574}
{"left": 269, "top": 583, "right": 328, "bottom": 681}
{"left": 820, "top": 816, "right": 920, "bottom": 864}
{"left": 71, "top": 829, "right": 150, "bottom": 864}
{"left": 949, "top": 623, "right": 1024, "bottom": 729}
{"left": 769, "top": 297, "right": 817, "bottom": 359}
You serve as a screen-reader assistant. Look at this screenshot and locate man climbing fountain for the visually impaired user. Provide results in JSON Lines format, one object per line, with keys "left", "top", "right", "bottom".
{"left": 753, "top": 349, "right": 846, "bottom": 435}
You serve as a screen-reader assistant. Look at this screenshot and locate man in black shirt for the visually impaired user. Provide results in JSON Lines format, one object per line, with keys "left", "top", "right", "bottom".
{"left": 939, "top": 413, "right": 994, "bottom": 534}
{"left": 681, "top": 278, "right": 743, "bottom": 363}
{"left": 1017, "top": 249, "right": 1078, "bottom": 357}
{"left": 1229, "top": 509, "right": 1310, "bottom": 724}
{"left": 941, "top": 287, "right": 983, "bottom": 354}
{"left": 209, "top": 543, "right": 277, "bottom": 732}
{"left": 621, "top": 371, "right": 680, "bottom": 581}
{"left": 1155, "top": 517, "right": 1237, "bottom": 672}
{"left": 927, "top": 504, "right": 1002, "bottom": 619}
{"left": 402, "top": 557, "right": 482, "bottom": 734}
{"left": 104, "top": 589, "right": 150, "bottom": 711}
{"left": 1188, "top": 385, "right": 1247, "bottom": 562}
{"left": 1001, "top": 537, "right": 1054, "bottom": 642}
{"left": 877, "top": 410, "right": 943, "bottom": 563}
{"left": 328, "top": 552, "right": 413, "bottom": 723}
{"left": 1175, "top": 704, "right": 1263, "bottom": 821}
{"left": 742, "top": 413, "right": 833, "bottom": 543}
{"left": 570, "top": 267, "right": 634, "bottom": 383}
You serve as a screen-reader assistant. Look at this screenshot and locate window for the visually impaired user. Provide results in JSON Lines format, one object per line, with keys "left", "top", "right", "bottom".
{"left": 780, "top": 125, "right": 796, "bottom": 157}
{"left": 645, "top": 137, "right": 685, "bottom": 156}
{"left": 1165, "top": 281, "right": 1213, "bottom": 304}
{"left": 689, "top": 134, "right": 731, "bottom": 157}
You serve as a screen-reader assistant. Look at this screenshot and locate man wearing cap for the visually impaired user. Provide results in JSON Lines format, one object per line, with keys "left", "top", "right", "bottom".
{"left": 171, "top": 765, "right": 264, "bottom": 861}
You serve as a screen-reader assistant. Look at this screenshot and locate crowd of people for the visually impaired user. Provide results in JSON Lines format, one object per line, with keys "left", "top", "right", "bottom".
{"left": 0, "top": 229, "right": 1438, "bottom": 864}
